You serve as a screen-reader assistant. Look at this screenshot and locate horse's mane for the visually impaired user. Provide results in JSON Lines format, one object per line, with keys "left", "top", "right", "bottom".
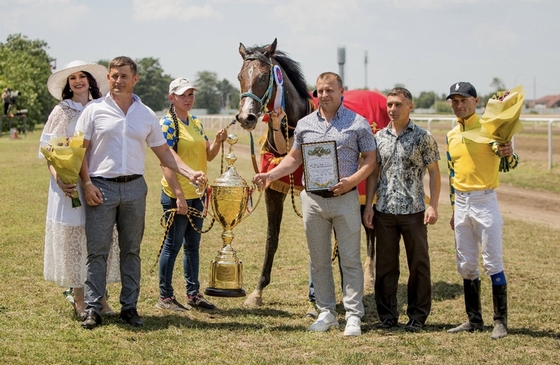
{"left": 243, "top": 44, "right": 311, "bottom": 102}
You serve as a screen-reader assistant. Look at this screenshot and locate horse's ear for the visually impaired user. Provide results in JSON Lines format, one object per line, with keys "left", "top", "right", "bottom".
{"left": 264, "top": 38, "right": 277, "bottom": 58}
{"left": 239, "top": 43, "right": 247, "bottom": 59}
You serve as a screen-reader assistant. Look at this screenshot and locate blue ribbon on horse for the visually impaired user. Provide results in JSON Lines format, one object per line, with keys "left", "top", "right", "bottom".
{"left": 272, "top": 65, "right": 287, "bottom": 128}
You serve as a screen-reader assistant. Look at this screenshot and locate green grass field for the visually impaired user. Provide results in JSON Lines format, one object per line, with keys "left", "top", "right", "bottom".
{"left": 0, "top": 127, "right": 559, "bottom": 365}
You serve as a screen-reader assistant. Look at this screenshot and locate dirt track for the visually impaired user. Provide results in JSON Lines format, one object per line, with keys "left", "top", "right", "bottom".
{"left": 439, "top": 177, "right": 560, "bottom": 229}
{"left": 429, "top": 128, "right": 560, "bottom": 229}
{"left": 232, "top": 141, "right": 560, "bottom": 230}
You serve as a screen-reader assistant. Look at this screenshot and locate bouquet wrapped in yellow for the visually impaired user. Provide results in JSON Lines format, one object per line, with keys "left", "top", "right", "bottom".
{"left": 461, "top": 85, "right": 524, "bottom": 172}
{"left": 40, "top": 132, "right": 86, "bottom": 208}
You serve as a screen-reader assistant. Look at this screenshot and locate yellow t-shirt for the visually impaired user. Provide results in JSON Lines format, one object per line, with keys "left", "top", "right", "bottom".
{"left": 447, "top": 114, "right": 501, "bottom": 194}
{"left": 160, "top": 112, "right": 208, "bottom": 199}
{"left": 447, "top": 114, "right": 519, "bottom": 208}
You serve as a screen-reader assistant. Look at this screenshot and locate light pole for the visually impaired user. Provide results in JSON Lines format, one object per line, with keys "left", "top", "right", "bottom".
{"left": 337, "top": 47, "right": 346, "bottom": 87}
{"left": 364, "top": 50, "right": 368, "bottom": 89}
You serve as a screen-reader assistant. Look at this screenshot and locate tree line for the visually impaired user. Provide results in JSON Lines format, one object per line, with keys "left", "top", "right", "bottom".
{"left": 0, "top": 33, "right": 509, "bottom": 126}
{"left": 0, "top": 34, "right": 241, "bottom": 126}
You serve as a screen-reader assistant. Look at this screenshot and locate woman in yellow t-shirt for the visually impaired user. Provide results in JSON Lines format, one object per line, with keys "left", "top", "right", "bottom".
{"left": 156, "top": 78, "right": 226, "bottom": 312}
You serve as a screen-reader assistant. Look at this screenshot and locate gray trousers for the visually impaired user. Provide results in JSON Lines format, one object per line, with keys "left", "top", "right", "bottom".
{"left": 84, "top": 177, "right": 147, "bottom": 315}
{"left": 300, "top": 190, "right": 364, "bottom": 320}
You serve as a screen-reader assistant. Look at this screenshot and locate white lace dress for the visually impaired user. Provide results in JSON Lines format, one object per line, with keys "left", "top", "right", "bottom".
{"left": 39, "top": 100, "right": 120, "bottom": 288}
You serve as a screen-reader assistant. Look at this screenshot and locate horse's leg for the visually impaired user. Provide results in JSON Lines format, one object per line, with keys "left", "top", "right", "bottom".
{"left": 244, "top": 188, "right": 286, "bottom": 307}
{"left": 361, "top": 204, "right": 375, "bottom": 291}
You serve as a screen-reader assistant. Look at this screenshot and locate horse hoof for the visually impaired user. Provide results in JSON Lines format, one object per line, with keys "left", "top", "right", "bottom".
{"left": 243, "top": 291, "right": 263, "bottom": 307}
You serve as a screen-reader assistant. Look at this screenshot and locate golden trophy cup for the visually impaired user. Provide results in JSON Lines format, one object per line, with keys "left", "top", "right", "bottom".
{"left": 204, "top": 134, "right": 261, "bottom": 297}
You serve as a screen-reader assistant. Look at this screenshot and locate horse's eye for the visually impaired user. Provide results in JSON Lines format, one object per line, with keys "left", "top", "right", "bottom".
{"left": 237, "top": 74, "right": 241, "bottom": 82}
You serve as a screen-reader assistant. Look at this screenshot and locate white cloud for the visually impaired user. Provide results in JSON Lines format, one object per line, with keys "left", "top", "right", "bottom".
{"left": 132, "top": 0, "right": 222, "bottom": 21}
{"left": 0, "top": 0, "right": 89, "bottom": 30}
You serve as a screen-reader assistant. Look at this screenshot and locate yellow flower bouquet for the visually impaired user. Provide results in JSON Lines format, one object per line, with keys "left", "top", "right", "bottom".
{"left": 40, "top": 132, "right": 86, "bottom": 208}
{"left": 461, "top": 85, "right": 525, "bottom": 172}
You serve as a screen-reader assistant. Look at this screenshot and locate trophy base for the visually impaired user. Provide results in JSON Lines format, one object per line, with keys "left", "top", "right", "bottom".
{"left": 204, "top": 287, "right": 246, "bottom": 298}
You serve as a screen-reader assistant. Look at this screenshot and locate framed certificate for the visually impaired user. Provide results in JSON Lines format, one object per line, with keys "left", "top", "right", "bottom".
{"left": 302, "top": 141, "right": 339, "bottom": 192}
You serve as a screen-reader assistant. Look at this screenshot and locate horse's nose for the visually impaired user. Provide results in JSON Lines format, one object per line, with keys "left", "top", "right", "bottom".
{"left": 235, "top": 112, "right": 258, "bottom": 130}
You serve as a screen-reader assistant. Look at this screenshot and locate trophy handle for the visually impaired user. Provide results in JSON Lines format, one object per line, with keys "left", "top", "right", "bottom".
{"left": 238, "top": 184, "right": 263, "bottom": 224}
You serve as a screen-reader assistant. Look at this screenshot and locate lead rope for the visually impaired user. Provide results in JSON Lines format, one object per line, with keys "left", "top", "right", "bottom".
{"left": 152, "top": 122, "right": 238, "bottom": 272}
{"left": 152, "top": 209, "right": 177, "bottom": 272}
{"left": 284, "top": 121, "right": 302, "bottom": 218}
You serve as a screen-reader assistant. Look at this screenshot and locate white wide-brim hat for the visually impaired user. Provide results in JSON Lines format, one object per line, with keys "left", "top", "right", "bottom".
{"left": 47, "top": 60, "right": 109, "bottom": 100}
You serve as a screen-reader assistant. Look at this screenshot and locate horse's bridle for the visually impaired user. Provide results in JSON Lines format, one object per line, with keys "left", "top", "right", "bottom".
{"left": 240, "top": 56, "right": 275, "bottom": 116}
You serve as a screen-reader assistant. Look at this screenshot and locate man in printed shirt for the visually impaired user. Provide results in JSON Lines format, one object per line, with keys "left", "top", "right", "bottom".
{"left": 363, "top": 87, "right": 441, "bottom": 332}
{"left": 252, "top": 72, "right": 377, "bottom": 336}
{"left": 445, "top": 82, "right": 518, "bottom": 339}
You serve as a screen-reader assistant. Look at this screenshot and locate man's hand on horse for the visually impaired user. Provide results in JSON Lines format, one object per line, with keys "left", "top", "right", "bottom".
{"left": 269, "top": 107, "right": 286, "bottom": 130}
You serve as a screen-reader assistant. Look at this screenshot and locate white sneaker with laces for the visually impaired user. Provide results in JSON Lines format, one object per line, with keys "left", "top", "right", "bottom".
{"left": 308, "top": 311, "right": 339, "bottom": 332}
{"left": 344, "top": 315, "right": 361, "bottom": 336}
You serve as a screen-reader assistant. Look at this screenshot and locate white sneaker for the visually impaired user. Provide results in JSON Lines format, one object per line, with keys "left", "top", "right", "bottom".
{"left": 308, "top": 311, "right": 339, "bottom": 332}
{"left": 344, "top": 315, "right": 362, "bottom": 336}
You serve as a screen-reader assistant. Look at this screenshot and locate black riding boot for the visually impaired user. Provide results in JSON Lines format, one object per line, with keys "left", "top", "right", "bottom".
{"left": 491, "top": 284, "right": 508, "bottom": 339}
{"left": 448, "top": 279, "right": 483, "bottom": 333}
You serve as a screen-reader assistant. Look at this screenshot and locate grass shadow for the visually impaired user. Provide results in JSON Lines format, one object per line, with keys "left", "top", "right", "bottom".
{"left": 393, "top": 281, "right": 463, "bottom": 317}
{"left": 432, "top": 280, "right": 463, "bottom": 301}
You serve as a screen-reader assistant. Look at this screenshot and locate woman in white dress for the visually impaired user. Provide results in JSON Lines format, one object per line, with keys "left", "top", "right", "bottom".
{"left": 39, "top": 61, "right": 120, "bottom": 319}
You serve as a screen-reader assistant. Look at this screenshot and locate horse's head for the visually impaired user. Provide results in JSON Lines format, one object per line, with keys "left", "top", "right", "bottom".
{"left": 235, "top": 39, "right": 278, "bottom": 130}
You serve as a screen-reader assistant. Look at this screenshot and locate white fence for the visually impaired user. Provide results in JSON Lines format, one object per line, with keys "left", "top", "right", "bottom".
{"left": 199, "top": 115, "right": 560, "bottom": 170}
{"left": 197, "top": 115, "right": 266, "bottom": 137}
{"left": 411, "top": 116, "right": 560, "bottom": 170}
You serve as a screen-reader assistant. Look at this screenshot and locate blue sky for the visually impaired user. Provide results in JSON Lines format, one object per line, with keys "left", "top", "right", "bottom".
{"left": 1, "top": 0, "right": 558, "bottom": 99}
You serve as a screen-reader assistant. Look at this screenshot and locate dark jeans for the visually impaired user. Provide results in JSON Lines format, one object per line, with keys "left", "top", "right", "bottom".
{"left": 158, "top": 191, "right": 204, "bottom": 298}
{"left": 374, "top": 209, "right": 432, "bottom": 324}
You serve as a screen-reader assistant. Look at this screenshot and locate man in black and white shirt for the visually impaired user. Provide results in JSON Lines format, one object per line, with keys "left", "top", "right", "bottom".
{"left": 363, "top": 87, "right": 441, "bottom": 332}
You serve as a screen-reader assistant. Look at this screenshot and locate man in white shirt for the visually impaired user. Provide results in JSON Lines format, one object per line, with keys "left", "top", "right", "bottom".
{"left": 77, "top": 56, "right": 206, "bottom": 329}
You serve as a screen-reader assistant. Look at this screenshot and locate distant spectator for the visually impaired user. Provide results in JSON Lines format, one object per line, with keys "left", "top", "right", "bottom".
{"left": 3, "top": 88, "right": 10, "bottom": 115}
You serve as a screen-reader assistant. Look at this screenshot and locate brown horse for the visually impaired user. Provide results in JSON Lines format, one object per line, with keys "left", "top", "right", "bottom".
{"left": 235, "top": 39, "right": 312, "bottom": 306}
{"left": 236, "top": 39, "right": 387, "bottom": 307}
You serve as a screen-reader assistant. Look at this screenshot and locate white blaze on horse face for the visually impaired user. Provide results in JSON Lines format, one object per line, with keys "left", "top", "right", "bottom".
{"left": 238, "top": 64, "right": 260, "bottom": 121}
